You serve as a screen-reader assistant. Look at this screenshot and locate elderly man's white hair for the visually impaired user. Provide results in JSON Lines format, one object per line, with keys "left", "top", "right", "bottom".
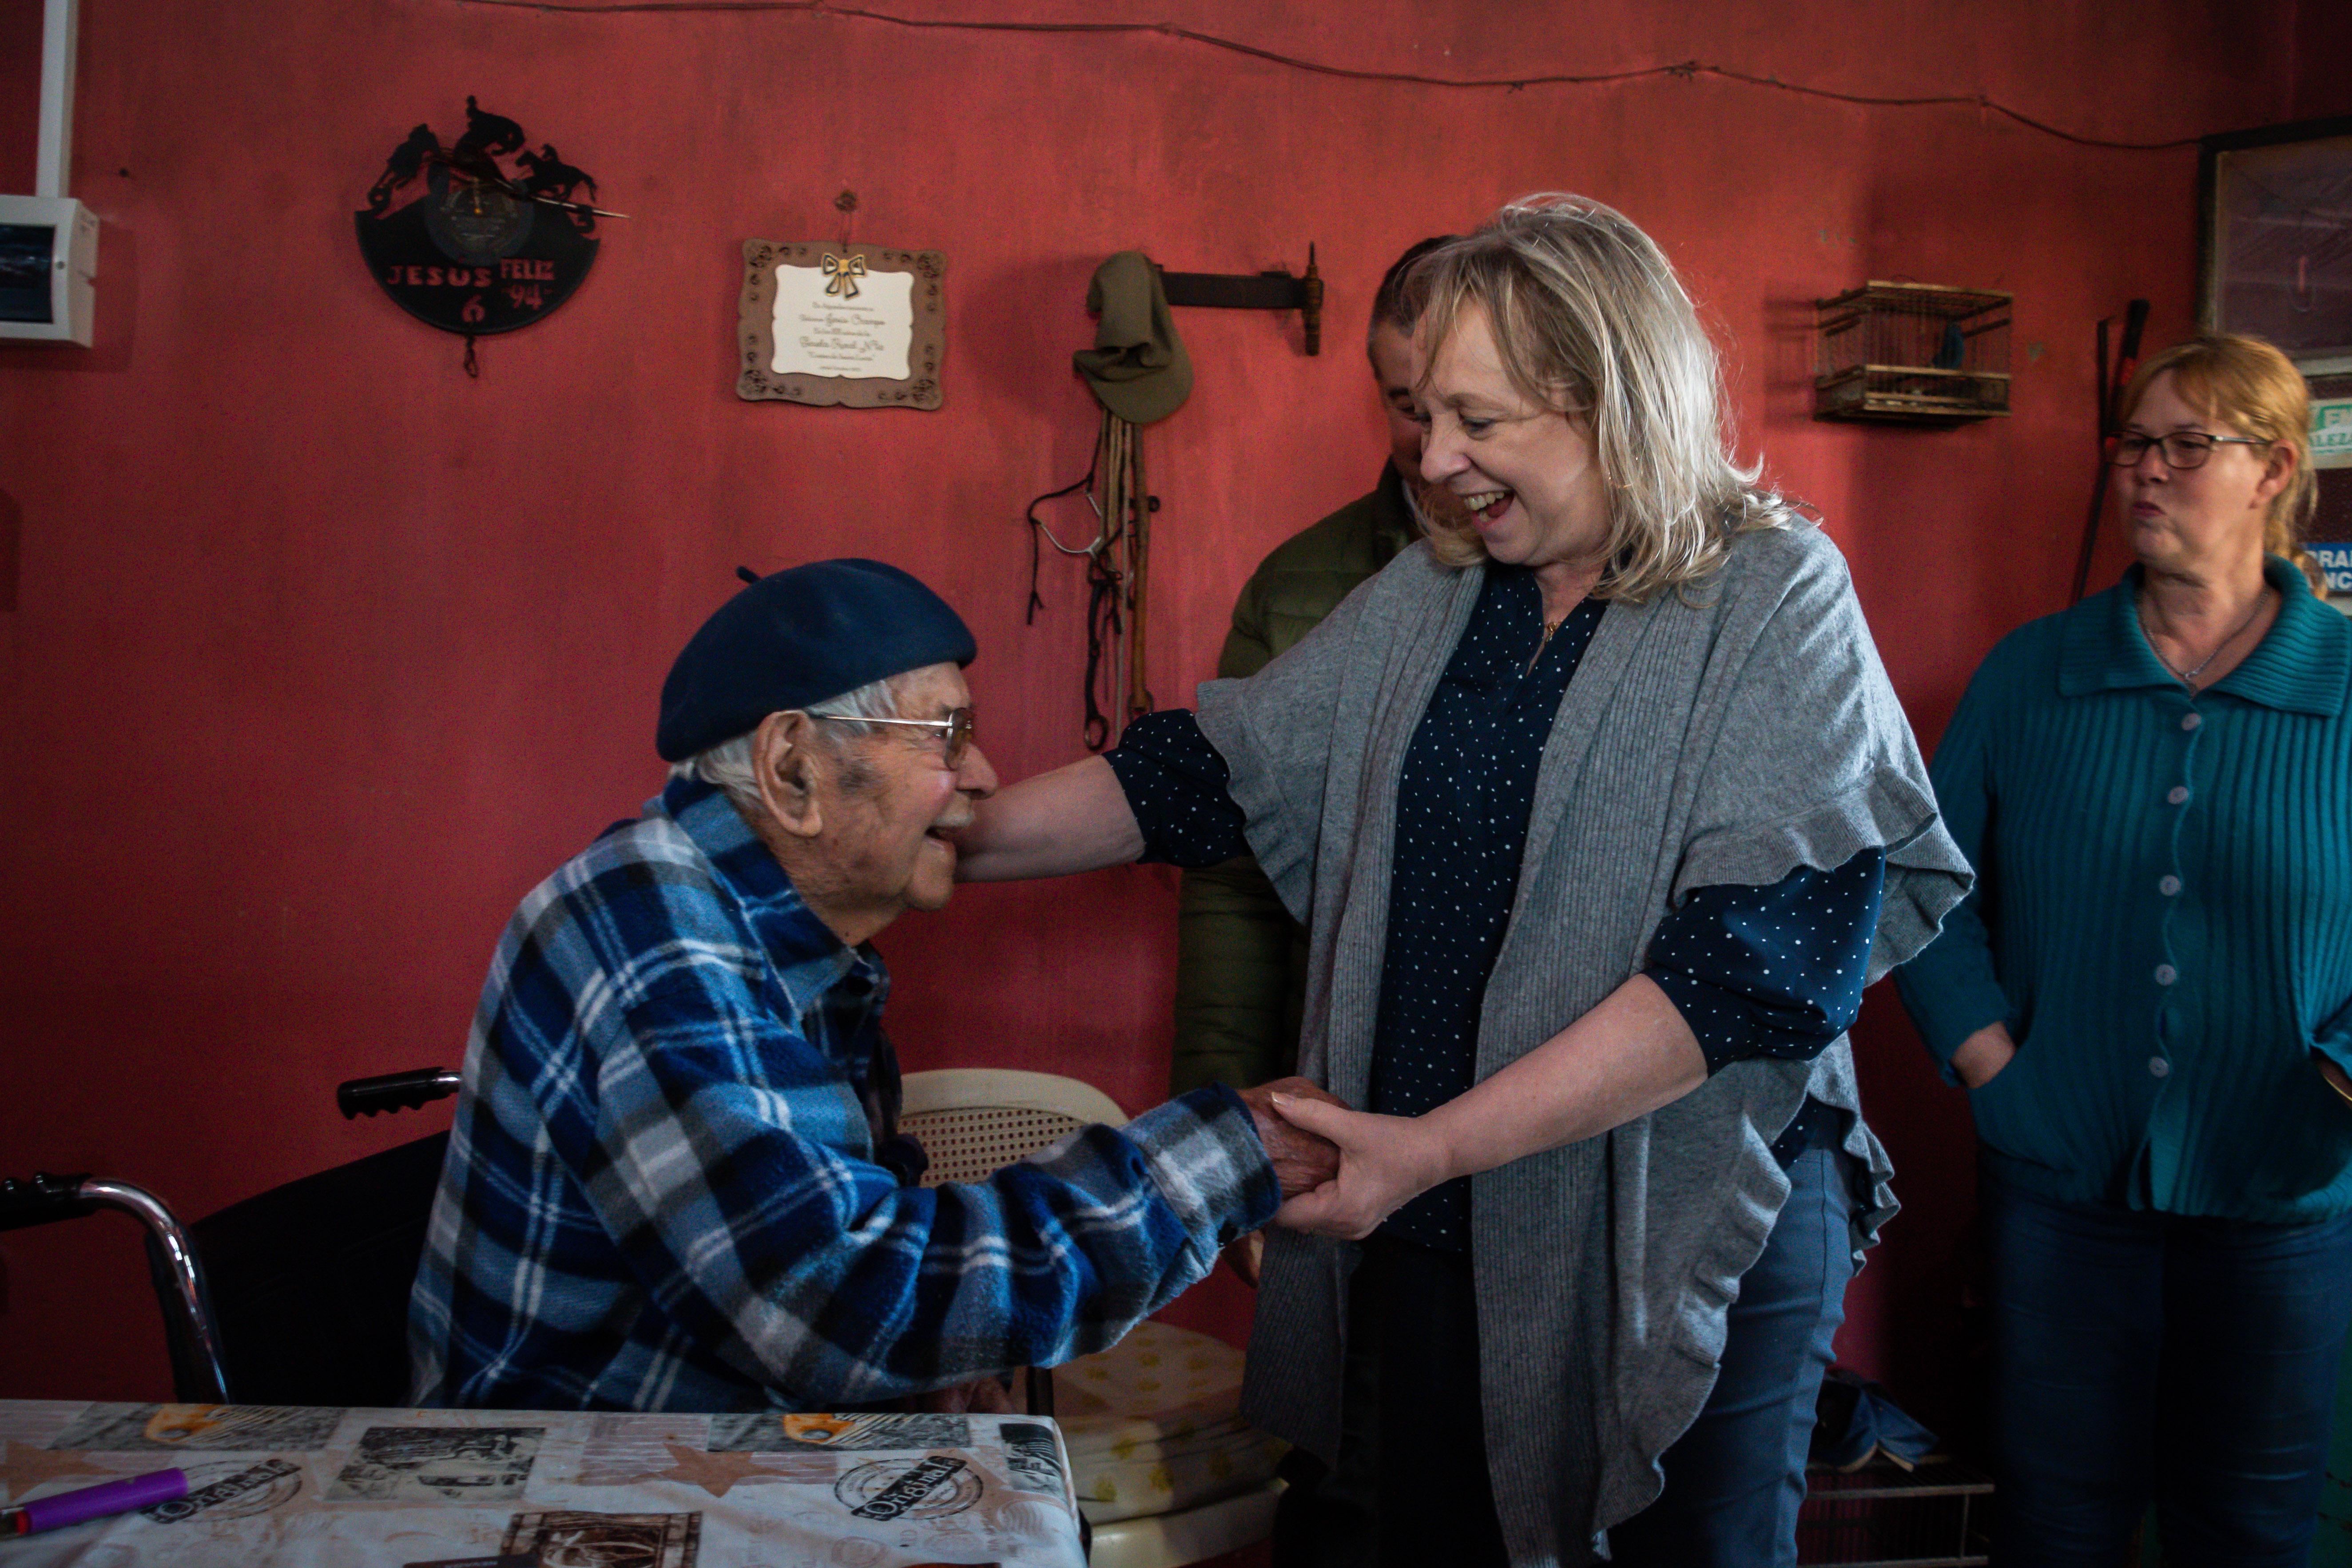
{"left": 674, "top": 672, "right": 909, "bottom": 813}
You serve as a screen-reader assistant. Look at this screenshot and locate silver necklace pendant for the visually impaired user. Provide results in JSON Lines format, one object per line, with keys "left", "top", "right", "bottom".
{"left": 2139, "top": 589, "right": 2267, "bottom": 686}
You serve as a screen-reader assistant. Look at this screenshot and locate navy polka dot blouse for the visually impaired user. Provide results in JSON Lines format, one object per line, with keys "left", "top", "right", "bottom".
{"left": 1107, "top": 565, "right": 1884, "bottom": 1250}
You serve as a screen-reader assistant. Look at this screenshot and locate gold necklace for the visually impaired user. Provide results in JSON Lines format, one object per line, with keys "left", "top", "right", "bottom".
{"left": 1527, "top": 615, "right": 1566, "bottom": 674}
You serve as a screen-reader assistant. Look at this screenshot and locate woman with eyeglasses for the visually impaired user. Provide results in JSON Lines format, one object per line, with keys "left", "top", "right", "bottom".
{"left": 1896, "top": 333, "right": 2352, "bottom": 1566}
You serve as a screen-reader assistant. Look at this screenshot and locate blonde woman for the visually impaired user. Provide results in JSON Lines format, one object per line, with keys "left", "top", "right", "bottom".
{"left": 958, "top": 196, "right": 1968, "bottom": 1566}
{"left": 1896, "top": 335, "right": 2352, "bottom": 1567}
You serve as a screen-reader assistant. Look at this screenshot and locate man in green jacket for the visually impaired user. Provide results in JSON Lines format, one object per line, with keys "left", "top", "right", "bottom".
{"left": 1170, "top": 235, "right": 1453, "bottom": 1107}
{"left": 1168, "top": 234, "right": 1451, "bottom": 1568}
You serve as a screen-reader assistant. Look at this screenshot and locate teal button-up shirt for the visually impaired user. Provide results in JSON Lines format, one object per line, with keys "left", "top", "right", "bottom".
{"left": 1897, "top": 556, "right": 2352, "bottom": 1221}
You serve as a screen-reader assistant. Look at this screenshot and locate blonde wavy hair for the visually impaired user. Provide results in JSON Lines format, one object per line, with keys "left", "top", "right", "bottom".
{"left": 1408, "top": 195, "right": 1796, "bottom": 601}
{"left": 2116, "top": 333, "right": 2320, "bottom": 590}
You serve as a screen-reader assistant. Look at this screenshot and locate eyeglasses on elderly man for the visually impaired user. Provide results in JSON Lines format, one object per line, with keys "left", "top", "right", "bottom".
{"left": 810, "top": 705, "right": 975, "bottom": 770}
{"left": 408, "top": 556, "right": 1339, "bottom": 1418}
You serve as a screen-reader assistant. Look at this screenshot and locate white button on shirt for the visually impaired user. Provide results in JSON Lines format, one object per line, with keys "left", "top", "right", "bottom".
{"left": 2167, "top": 785, "right": 2191, "bottom": 805}
{"left": 2181, "top": 713, "right": 2203, "bottom": 731}
{"left": 2160, "top": 875, "right": 2182, "bottom": 896}
{"left": 2150, "top": 1056, "right": 2171, "bottom": 1078}
{"left": 2156, "top": 964, "right": 2178, "bottom": 986}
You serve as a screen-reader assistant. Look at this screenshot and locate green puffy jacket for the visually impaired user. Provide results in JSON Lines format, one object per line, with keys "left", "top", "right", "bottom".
{"left": 1168, "top": 466, "right": 1416, "bottom": 1096}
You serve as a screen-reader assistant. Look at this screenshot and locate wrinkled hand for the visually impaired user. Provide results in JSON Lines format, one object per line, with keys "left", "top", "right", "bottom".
{"left": 1267, "top": 1093, "right": 1454, "bottom": 1241}
{"left": 1236, "top": 1076, "right": 1346, "bottom": 1200}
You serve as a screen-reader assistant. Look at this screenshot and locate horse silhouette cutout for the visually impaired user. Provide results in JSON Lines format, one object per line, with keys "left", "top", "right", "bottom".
{"left": 366, "top": 124, "right": 441, "bottom": 214}
{"left": 453, "top": 96, "right": 527, "bottom": 164}
{"left": 517, "top": 143, "right": 598, "bottom": 228}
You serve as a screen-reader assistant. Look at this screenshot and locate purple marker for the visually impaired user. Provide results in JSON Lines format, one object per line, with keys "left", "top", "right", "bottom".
{"left": 10, "top": 1469, "right": 188, "bottom": 1534}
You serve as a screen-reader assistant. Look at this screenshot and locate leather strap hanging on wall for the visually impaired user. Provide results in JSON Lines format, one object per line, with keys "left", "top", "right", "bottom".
{"left": 1031, "top": 246, "right": 1310, "bottom": 749}
{"left": 1022, "top": 412, "right": 1155, "bottom": 751}
{"left": 1028, "top": 252, "right": 1190, "bottom": 750}
{"left": 1088, "top": 412, "right": 1154, "bottom": 748}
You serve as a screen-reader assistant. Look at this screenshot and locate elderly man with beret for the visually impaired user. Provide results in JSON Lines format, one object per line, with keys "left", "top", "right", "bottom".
{"left": 408, "top": 559, "right": 1337, "bottom": 1412}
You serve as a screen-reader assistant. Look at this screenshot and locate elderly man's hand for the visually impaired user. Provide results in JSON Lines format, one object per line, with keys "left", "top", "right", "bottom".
{"left": 905, "top": 1377, "right": 1016, "bottom": 1415}
{"left": 1236, "top": 1077, "right": 1346, "bottom": 1200}
{"left": 1266, "top": 1095, "right": 1454, "bottom": 1241}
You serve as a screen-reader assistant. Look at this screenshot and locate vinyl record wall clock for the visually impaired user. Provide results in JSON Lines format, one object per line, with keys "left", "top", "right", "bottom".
{"left": 355, "top": 98, "right": 619, "bottom": 373}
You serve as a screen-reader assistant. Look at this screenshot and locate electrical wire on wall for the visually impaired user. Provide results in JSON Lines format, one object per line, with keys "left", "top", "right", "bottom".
{"left": 488, "top": 0, "right": 2222, "bottom": 719}
{"left": 453, "top": 0, "right": 2205, "bottom": 153}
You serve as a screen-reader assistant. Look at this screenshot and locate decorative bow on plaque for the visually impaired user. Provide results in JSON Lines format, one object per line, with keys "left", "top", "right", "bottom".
{"left": 822, "top": 252, "right": 867, "bottom": 299}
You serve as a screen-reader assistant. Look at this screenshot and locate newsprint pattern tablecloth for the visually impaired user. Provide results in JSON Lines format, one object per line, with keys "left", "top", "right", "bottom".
{"left": 0, "top": 1400, "right": 1085, "bottom": 1567}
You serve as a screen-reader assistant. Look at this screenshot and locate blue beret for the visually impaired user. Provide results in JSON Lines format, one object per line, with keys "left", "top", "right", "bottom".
{"left": 656, "top": 559, "right": 977, "bottom": 762}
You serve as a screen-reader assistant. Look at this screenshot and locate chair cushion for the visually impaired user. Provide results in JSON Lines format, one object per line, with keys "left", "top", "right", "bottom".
{"left": 1056, "top": 1322, "right": 1286, "bottom": 1524}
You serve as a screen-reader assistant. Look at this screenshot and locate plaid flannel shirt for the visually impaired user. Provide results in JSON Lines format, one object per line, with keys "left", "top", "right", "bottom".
{"left": 408, "top": 774, "right": 1278, "bottom": 1412}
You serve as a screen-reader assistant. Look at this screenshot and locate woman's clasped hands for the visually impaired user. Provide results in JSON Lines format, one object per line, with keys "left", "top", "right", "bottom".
{"left": 1233, "top": 1077, "right": 1348, "bottom": 1199}
{"left": 1264, "top": 1092, "right": 1459, "bottom": 1240}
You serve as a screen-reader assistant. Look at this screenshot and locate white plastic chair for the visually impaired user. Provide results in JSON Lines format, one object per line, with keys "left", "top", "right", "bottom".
{"left": 898, "top": 1068, "right": 1128, "bottom": 1183}
{"left": 897, "top": 1069, "right": 1286, "bottom": 1568}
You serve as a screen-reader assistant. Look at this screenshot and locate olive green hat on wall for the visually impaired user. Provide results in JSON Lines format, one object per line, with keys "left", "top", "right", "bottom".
{"left": 1073, "top": 250, "right": 1193, "bottom": 425}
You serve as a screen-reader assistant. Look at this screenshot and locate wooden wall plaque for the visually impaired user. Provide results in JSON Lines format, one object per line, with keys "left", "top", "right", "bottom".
{"left": 738, "top": 240, "right": 944, "bottom": 409}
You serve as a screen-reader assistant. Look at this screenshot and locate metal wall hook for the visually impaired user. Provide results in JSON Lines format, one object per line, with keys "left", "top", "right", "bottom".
{"left": 1154, "top": 244, "right": 1324, "bottom": 354}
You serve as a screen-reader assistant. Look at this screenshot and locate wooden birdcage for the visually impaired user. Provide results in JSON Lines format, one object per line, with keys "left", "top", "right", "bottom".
{"left": 1815, "top": 282, "right": 2013, "bottom": 423}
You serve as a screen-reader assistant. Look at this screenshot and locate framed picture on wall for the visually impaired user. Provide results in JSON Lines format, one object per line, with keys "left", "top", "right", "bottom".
{"left": 2201, "top": 115, "right": 2352, "bottom": 606}
{"left": 2199, "top": 114, "right": 2352, "bottom": 375}
{"left": 737, "top": 240, "right": 945, "bottom": 410}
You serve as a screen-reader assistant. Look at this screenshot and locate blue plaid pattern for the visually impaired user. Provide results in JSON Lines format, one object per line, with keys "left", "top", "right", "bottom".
{"left": 408, "top": 774, "right": 1277, "bottom": 1412}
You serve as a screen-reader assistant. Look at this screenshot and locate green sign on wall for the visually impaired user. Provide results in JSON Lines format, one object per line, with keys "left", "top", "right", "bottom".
{"left": 2316, "top": 398, "right": 2352, "bottom": 470}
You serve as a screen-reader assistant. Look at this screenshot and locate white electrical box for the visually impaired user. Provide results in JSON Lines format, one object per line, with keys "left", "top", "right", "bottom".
{"left": 0, "top": 195, "right": 97, "bottom": 346}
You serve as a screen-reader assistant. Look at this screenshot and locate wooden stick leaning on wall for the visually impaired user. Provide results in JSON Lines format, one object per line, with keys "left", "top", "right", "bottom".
{"left": 1128, "top": 423, "right": 1152, "bottom": 726}
{"left": 1079, "top": 413, "right": 1133, "bottom": 749}
{"left": 1104, "top": 414, "right": 1128, "bottom": 730}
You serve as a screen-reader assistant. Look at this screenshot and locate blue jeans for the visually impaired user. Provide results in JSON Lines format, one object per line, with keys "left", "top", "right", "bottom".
{"left": 1607, "top": 1141, "right": 1857, "bottom": 1568}
{"left": 1275, "top": 1143, "right": 1854, "bottom": 1568}
{"left": 1981, "top": 1174, "right": 2352, "bottom": 1568}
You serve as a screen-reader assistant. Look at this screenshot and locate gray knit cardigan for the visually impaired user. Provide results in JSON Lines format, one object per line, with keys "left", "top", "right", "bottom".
{"left": 1196, "top": 522, "right": 1971, "bottom": 1566}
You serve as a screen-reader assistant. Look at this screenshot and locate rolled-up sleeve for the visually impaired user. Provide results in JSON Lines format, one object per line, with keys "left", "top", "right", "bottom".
{"left": 1647, "top": 848, "right": 1886, "bottom": 1074}
{"left": 1671, "top": 533, "right": 1972, "bottom": 984}
{"left": 1104, "top": 709, "right": 1252, "bottom": 868}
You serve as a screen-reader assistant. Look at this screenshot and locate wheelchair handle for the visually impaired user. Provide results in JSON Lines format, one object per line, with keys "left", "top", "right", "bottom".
{"left": 0, "top": 1171, "right": 99, "bottom": 1233}
{"left": 0, "top": 1174, "right": 231, "bottom": 1401}
{"left": 338, "top": 1069, "right": 462, "bottom": 1120}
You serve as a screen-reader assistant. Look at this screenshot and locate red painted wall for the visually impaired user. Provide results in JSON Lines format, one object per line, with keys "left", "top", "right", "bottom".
{"left": 2294, "top": 1, "right": 2352, "bottom": 119}
{"left": 0, "top": 0, "right": 2310, "bottom": 1434}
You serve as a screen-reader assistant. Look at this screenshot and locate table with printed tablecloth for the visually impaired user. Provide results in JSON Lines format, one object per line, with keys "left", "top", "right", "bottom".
{"left": 0, "top": 1400, "right": 1084, "bottom": 1567}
